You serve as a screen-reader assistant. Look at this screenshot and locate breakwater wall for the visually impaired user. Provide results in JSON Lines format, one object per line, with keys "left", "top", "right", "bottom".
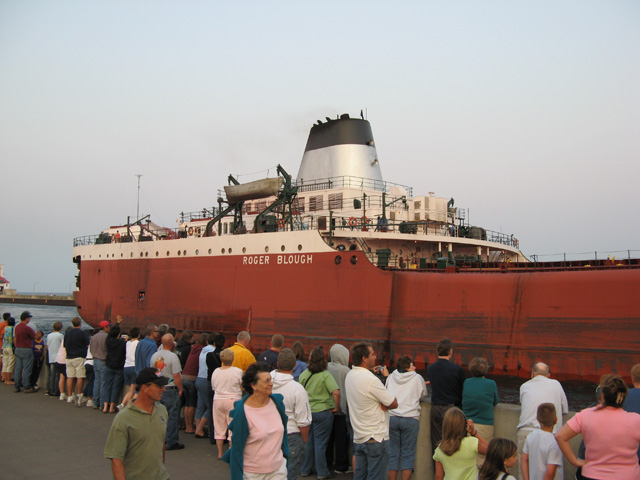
{"left": 0, "top": 294, "right": 75, "bottom": 306}
{"left": 413, "top": 402, "right": 580, "bottom": 480}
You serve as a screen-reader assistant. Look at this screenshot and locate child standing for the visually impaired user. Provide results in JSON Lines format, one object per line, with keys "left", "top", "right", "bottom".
{"left": 521, "top": 403, "right": 563, "bottom": 480}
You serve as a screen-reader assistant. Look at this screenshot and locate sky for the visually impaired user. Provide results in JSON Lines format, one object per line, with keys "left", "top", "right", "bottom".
{"left": 1, "top": 1, "right": 638, "bottom": 293}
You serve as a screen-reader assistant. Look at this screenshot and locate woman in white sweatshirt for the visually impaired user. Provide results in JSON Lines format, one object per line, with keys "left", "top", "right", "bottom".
{"left": 385, "top": 355, "right": 428, "bottom": 480}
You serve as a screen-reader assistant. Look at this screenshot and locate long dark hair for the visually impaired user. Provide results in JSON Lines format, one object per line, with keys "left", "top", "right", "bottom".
{"left": 478, "top": 438, "right": 517, "bottom": 480}
{"left": 307, "top": 346, "right": 327, "bottom": 374}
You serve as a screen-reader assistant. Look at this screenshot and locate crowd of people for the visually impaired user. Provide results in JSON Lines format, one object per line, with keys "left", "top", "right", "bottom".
{"left": 2, "top": 311, "right": 640, "bottom": 480}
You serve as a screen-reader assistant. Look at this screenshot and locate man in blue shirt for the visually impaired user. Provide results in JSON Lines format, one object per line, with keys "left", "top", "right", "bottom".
{"left": 135, "top": 324, "right": 159, "bottom": 374}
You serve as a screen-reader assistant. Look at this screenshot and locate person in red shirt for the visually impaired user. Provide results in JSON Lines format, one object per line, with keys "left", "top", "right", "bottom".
{"left": 14, "top": 311, "right": 36, "bottom": 393}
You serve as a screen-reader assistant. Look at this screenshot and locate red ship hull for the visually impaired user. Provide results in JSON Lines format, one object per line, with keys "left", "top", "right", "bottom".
{"left": 73, "top": 249, "right": 640, "bottom": 382}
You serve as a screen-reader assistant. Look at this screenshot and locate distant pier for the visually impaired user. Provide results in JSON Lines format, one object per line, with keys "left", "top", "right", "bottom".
{"left": 0, "top": 293, "right": 75, "bottom": 306}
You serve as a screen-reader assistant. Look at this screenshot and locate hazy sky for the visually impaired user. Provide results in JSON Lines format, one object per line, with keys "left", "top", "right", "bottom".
{"left": 1, "top": 1, "right": 638, "bottom": 292}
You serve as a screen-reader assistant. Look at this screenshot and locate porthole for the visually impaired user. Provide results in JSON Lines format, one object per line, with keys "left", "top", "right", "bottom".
{"left": 130, "top": 252, "right": 133, "bottom": 258}
{"left": 121, "top": 253, "right": 124, "bottom": 258}
{"left": 99, "top": 255, "right": 101, "bottom": 258}
{"left": 265, "top": 246, "right": 269, "bottom": 253}
{"left": 140, "top": 252, "right": 144, "bottom": 258}
{"left": 298, "top": 244, "right": 302, "bottom": 251}
{"left": 208, "top": 249, "right": 212, "bottom": 254}
{"left": 281, "top": 245, "right": 285, "bottom": 252}
{"left": 222, "top": 248, "right": 226, "bottom": 254}
{"left": 178, "top": 250, "right": 181, "bottom": 256}
{"left": 166, "top": 251, "right": 170, "bottom": 256}
{"left": 228, "top": 248, "right": 232, "bottom": 254}
{"left": 155, "top": 251, "right": 159, "bottom": 257}
{"left": 195, "top": 249, "right": 199, "bottom": 255}
{"left": 145, "top": 252, "right": 148, "bottom": 257}
{"left": 242, "top": 247, "right": 246, "bottom": 253}
{"left": 183, "top": 250, "right": 186, "bottom": 256}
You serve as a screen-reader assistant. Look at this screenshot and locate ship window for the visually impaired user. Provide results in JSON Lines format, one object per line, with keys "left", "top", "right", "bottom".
{"left": 166, "top": 251, "right": 170, "bottom": 256}
{"left": 229, "top": 248, "right": 232, "bottom": 254}
{"left": 281, "top": 245, "right": 285, "bottom": 252}
{"left": 195, "top": 249, "right": 199, "bottom": 255}
{"left": 390, "top": 212, "right": 396, "bottom": 221}
{"left": 265, "top": 246, "right": 269, "bottom": 253}
{"left": 121, "top": 253, "right": 124, "bottom": 257}
{"left": 178, "top": 250, "right": 181, "bottom": 256}
{"left": 298, "top": 244, "right": 302, "bottom": 251}
{"left": 140, "top": 252, "right": 143, "bottom": 257}
{"left": 99, "top": 255, "right": 101, "bottom": 258}
{"left": 224, "top": 223, "right": 228, "bottom": 234}
{"left": 294, "top": 197, "right": 305, "bottom": 213}
{"left": 130, "top": 253, "right": 133, "bottom": 258}
{"left": 309, "top": 195, "right": 323, "bottom": 212}
{"left": 183, "top": 250, "right": 186, "bottom": 256}
{"left": 414, "top": 201, "right": 421, "bottom": 209}
{"left": 329, "top": 193, "right": 343, "bottom": 210}
{"left": 242, "top": 247, "right": 246, "bottom": 253}
{"left": 156, "top": 251, "right": 159, "bottom": 257}
{"left": 208, "top": 249, "right": 212, "bottom": 254}
{"left": 222, "top": 248, "right": 226, "bottom": 254}
{"left": 414, "top": 213, "right": 421, "bottom": 221}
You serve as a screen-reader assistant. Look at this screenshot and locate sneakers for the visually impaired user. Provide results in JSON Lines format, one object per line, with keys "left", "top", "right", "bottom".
{"left": 318, "top": 472, "right": 336, "bottom": 480}
{"left": 59, "top": 393, "right": 68, "bottom": 401}
{"left": 67, "top": 394, "right": 76, "bottom": 403}
{"left": 335, "top": 468, "right": 354, "bottom": 474}
{"left": 76, "top": 395, "right": 88, "bottom": 407}
{"left": 24, "top": 388, "right": 36, "bottom": 393}
{"left": 116, "top": 403, "right": 125, "bottom": 411}
{"left": 86, "top": 399, "right": 94, "bottom": 408}
{"left": 166, "top": 443, "right": 185, "bottom": 451}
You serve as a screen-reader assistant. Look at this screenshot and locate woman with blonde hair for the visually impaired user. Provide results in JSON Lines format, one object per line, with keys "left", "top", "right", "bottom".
{"left": 211, "top": 348, "right": 243, "bottom": 459}
{"left": 433, "top": 407, "right": 488, "bottom": 480}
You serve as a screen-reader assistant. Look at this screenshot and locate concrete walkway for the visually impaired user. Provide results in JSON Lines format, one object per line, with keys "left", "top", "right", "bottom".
{"left": 0, "top": 384, "right": 230, "bottom": 480}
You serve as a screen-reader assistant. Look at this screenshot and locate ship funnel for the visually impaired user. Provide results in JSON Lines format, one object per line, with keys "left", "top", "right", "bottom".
{"left": 296, "top": 115, "right": 383, "bottom": 184}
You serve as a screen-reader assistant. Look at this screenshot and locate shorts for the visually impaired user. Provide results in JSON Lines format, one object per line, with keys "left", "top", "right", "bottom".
{"left": 55, "top": 363, "right": 67, "bottom": 376}
{"left": 182, "top": 379, "right": 197, "bottom": 408}
{"left": 66, "top": 357, "right": 86, "bottom": 378}
{"left": 123, "top": 366, "right": 136, "bottom": 386}
{"left": 2, "top": 347, "right": 15, "bottom": 373}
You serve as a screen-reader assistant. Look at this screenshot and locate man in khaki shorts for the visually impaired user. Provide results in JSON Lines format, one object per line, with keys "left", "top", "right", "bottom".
{"left": 64, "top": 317, "right": 91, "bottom": 407}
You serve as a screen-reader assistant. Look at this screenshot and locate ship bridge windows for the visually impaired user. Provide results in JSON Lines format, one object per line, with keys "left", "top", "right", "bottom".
{"left": 328, "top": 193, "right": 343, "bottom": 210}
{"left": 293, "top": 197, "right": 305, "bottom": 213}
{"left": 309, "top": 195, "right": 323, "bottom": 212}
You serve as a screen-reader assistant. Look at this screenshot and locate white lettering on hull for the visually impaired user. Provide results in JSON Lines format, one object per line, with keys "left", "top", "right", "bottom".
{"left": 242, "top": 254, "right": 313, "bottom": 265}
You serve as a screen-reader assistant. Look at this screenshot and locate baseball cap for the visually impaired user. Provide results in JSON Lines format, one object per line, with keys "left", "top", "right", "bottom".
{"left": 99, "top": 320, "right": 110, "bottom": 328}
{"left": 136, "top": 367, "right": 169, "bottom": 388}
{"left": 20, "top": 311, "right": 33, "bottom": 321}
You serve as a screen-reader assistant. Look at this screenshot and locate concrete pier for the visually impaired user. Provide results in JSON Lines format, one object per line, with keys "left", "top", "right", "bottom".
{"left": 0, "top": 384, "right": 582, "bottom": 480}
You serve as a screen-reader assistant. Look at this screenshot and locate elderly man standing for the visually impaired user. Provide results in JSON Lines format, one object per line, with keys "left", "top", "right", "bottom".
{"left": 345, "top": 342, "right": 398, "bottom": 480}
{"left": 14, "top": 311, "right": 36, "bottom": 393}
{"left": 150, "top": 334, "right": 184, "bottom": 451}
{"left": 229, "top": 331, "right": 256, "bottom": 372}
{"left": 104, "top": 367, "right": 170, "bottom": 480}
{"left": 516, "top": 362, "right": 568, "bottom": 480}
{"left": 272, "top": 348, "right": 312, "bottom": 480}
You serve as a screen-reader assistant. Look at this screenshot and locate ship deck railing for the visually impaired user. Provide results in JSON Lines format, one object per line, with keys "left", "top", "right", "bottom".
{"left": 295, "top": 175, "right": 413, "bottom": 197}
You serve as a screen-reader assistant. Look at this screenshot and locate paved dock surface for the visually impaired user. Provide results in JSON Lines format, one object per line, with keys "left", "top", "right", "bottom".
{"left": 0, "top": 385, "right": 230, "bottom": 480}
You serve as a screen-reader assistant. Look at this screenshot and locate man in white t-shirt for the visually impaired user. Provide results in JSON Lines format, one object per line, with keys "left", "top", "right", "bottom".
{"left": 345, "top": 342, "right": 398, "bottom": 480}
{"left": 516, "top": 362, "right": 568, "bottom": 480}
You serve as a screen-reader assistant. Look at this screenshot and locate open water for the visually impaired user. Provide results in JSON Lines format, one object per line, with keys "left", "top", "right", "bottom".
{"left": 0, "top": 302, "right": 597, "bottom": 410}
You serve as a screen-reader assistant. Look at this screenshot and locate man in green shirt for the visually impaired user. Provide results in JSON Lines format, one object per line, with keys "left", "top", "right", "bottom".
{"left": 105, "top": 367, "right": 170, "bottom": 480}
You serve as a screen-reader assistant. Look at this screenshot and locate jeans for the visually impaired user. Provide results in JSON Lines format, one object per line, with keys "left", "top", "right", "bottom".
{"left": 162, "top": 387, "right": 181, "bottom": 446}
{"left": 389, "top": 416, "right": 420, "bottom": 471}
{"left": 288, "top": 432, "right": 306, "bottom": 480}
{"left": 353, "top": 440, "right": 390, "bottom": 480}
{"left": 48, "top": 363, "right": 60, "bottom": 395}
{"left": 103, "top": 367, "right": 124, "bottom": 404}
{"left": 93, "top": 359, "right": 106, "bottom": 407}
{"left": 195, "top": 377, "right": 212, "bottom": 420}
{"left": 83, "top": 364, "right": 95, "bottom": 397}
{"left": 14, "top": 348, "right": 34, "bottom": 390}
{"left": 326, "top": 414, "right": 350, "bottom": 471}
{"left": 302, "top": 409, "right": 333, "bottom": 478}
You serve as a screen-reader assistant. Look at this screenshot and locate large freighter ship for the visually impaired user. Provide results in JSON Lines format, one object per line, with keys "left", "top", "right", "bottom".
{"left": 72, "top": 113, "right": 640, "bottom": 382}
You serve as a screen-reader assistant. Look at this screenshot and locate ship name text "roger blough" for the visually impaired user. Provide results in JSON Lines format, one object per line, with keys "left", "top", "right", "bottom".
{"left": 242, "top": 254, "right": 314, "bottom": 265}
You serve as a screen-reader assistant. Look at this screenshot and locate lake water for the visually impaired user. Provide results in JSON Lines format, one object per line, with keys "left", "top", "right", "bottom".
{"left": 0, "top": 302, "right": 597, "bottom": 410}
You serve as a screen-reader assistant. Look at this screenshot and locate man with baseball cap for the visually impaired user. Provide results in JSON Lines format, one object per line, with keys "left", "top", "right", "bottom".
{"left": 14, "top": 311, "right": 36, "bottom": 393}
{"left": 105, "top": 367, "right": 170, "bottom": 480}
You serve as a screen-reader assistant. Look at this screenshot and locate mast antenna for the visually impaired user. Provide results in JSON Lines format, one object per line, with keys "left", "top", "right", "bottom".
{"left": 136, "top": 174, "right": 143, "bottom": 219}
